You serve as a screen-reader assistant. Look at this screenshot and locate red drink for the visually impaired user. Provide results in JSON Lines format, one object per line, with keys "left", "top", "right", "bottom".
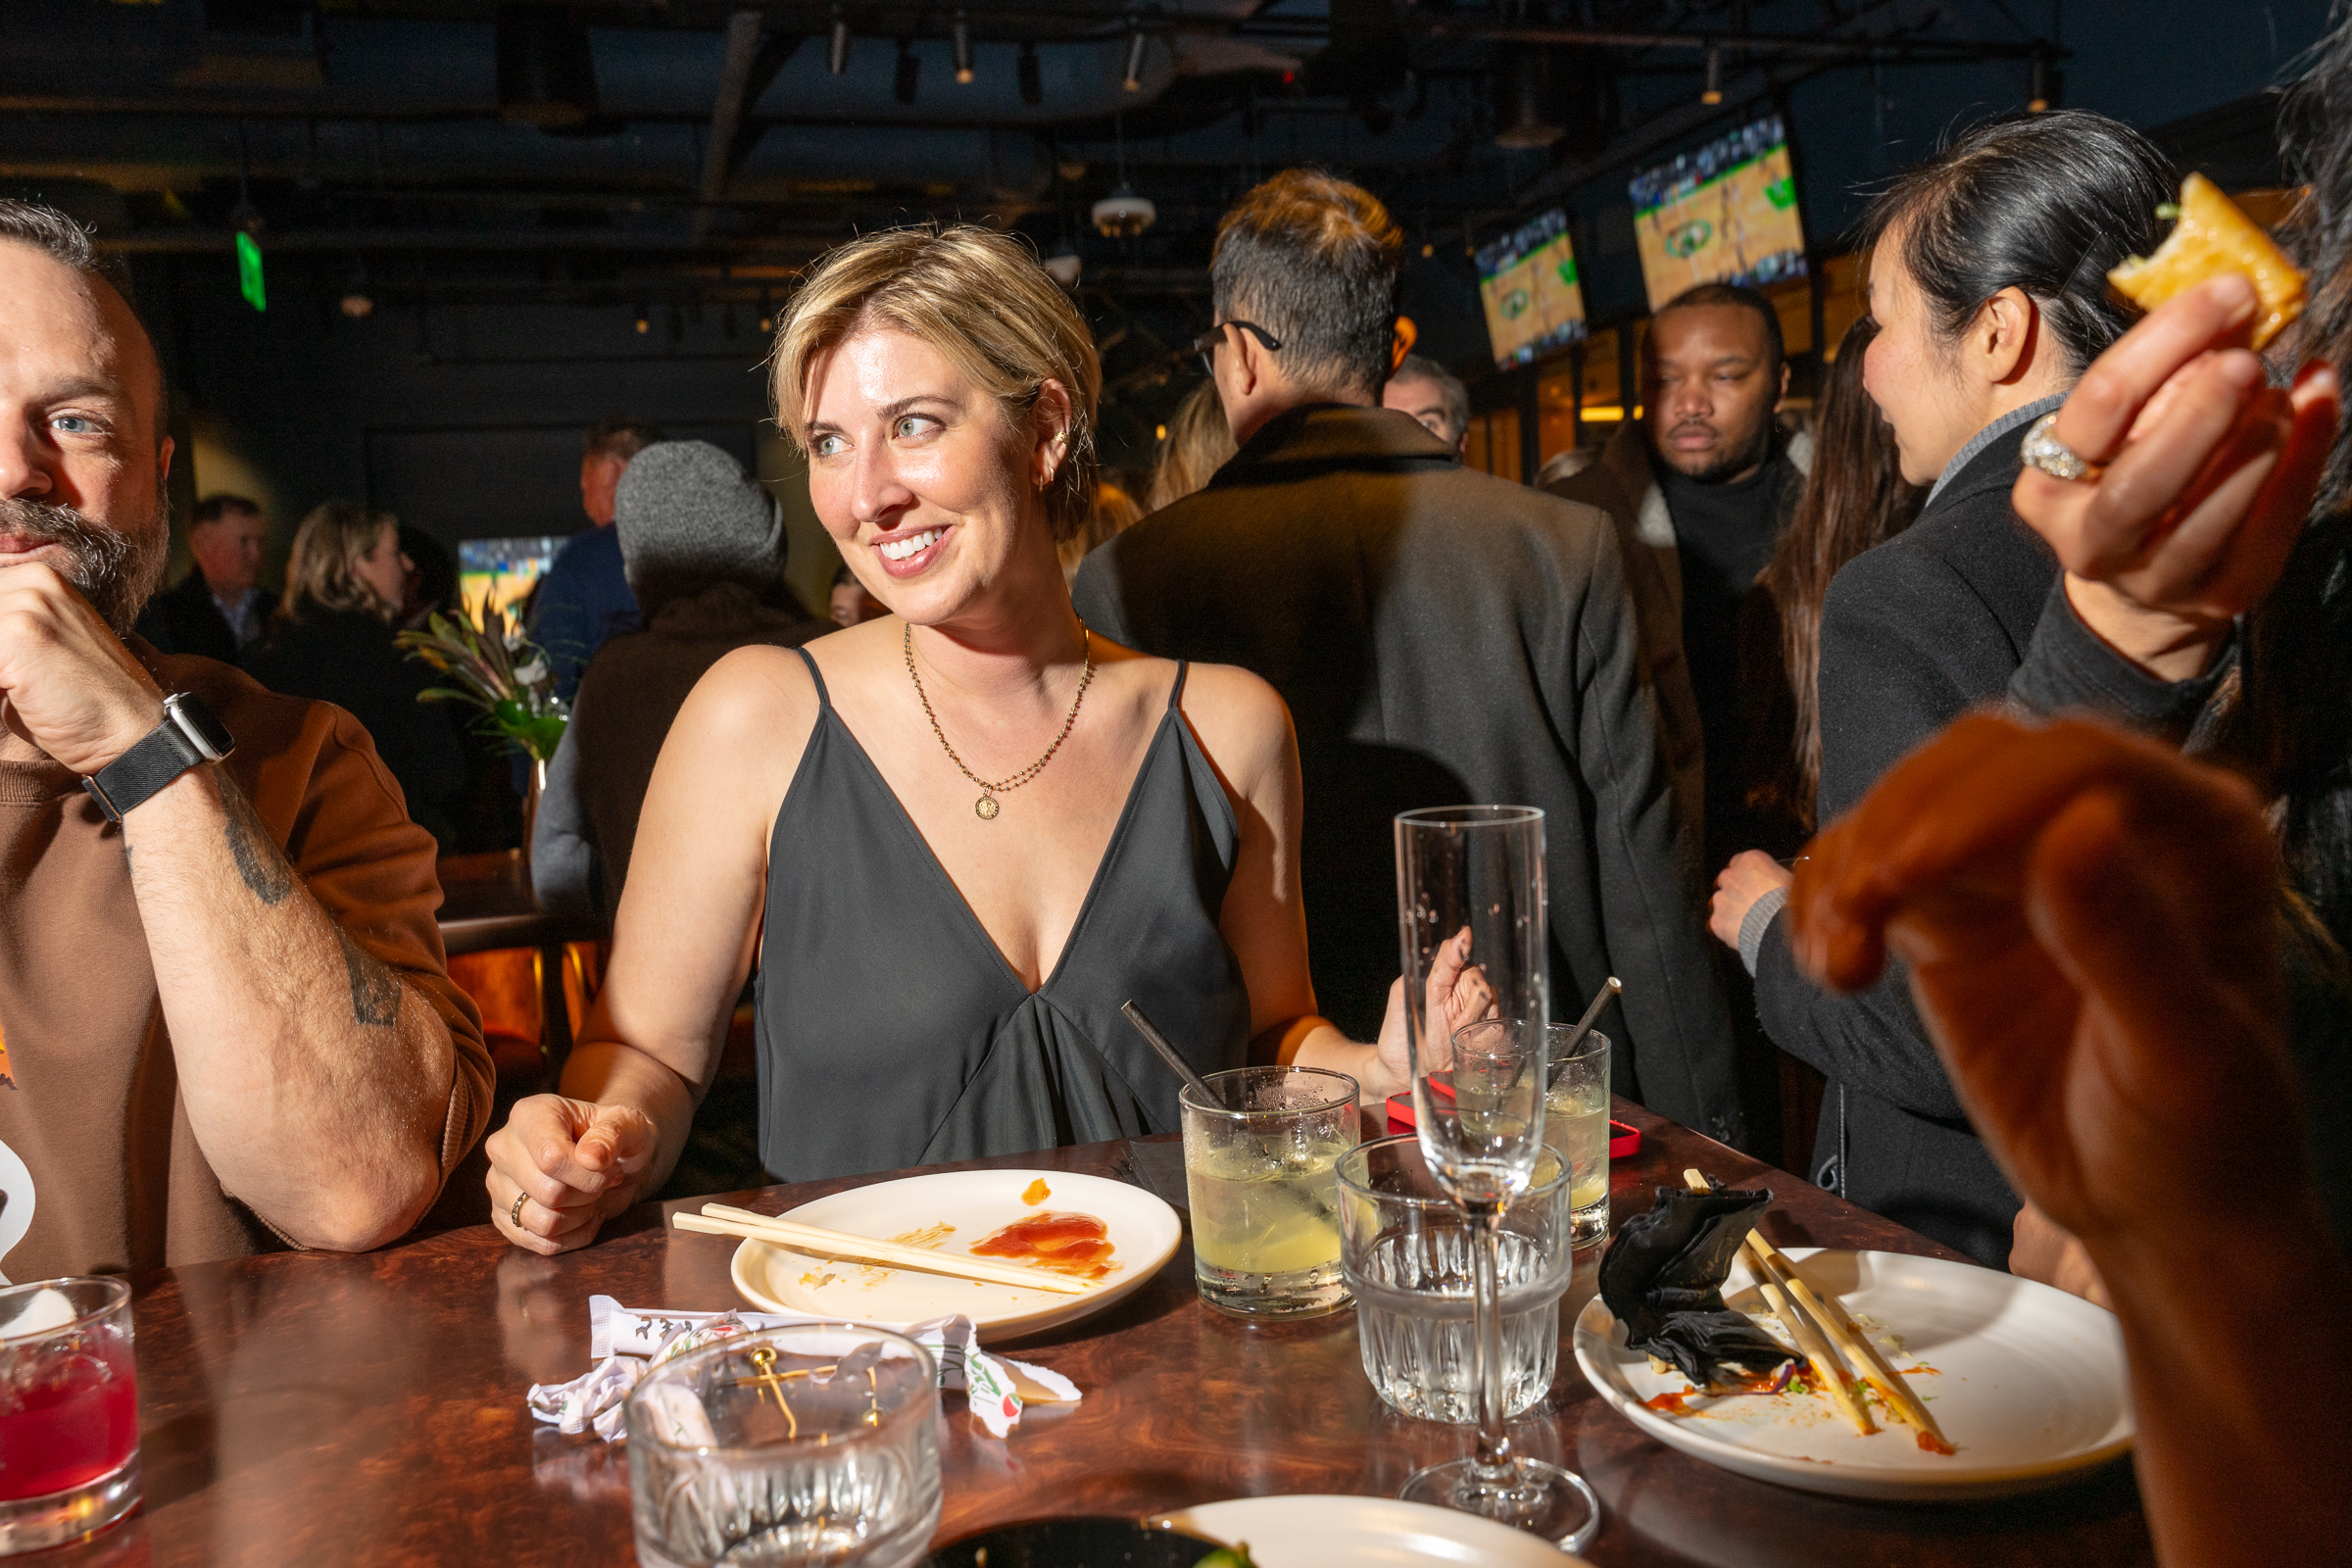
{"left": 0, "top": 1340, "right": 138, "bottom": 1501}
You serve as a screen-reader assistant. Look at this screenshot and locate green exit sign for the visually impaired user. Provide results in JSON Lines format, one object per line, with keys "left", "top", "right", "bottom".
{"left": 236, "top": 231, "right": 266, "bottom": 313}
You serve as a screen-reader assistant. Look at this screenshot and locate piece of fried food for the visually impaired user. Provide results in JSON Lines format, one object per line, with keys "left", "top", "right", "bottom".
{"left": 2108, "top": 172, "right": 2308, "bottom": 351}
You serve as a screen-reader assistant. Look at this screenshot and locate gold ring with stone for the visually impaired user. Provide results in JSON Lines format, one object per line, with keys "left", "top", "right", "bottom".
{"left": 510, "top": 1190, "right": 529, "bottom": 1228}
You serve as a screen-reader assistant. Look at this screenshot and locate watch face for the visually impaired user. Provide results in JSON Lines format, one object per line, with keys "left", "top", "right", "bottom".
{"left": 169, "top": 694, "right": 235, "bottom": 760}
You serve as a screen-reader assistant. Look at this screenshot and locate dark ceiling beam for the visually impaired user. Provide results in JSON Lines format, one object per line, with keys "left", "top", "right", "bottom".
{"left": 1421, "top": 19, "right": 2056, "bottom": 63}
{"left": 694, "top": 9, "right": 770, "bottom": 245}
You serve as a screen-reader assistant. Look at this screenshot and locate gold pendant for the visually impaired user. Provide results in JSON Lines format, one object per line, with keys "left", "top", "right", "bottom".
{"left": 975, "top": 794, "right": 1000, "bottom": 820}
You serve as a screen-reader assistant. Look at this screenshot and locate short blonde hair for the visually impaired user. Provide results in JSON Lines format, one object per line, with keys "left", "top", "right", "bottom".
{"left": 771, "top": 225, "right": 1102, "bottom": 543}
{"left": 279, "top": 500, "right": 398, "bottom": 626}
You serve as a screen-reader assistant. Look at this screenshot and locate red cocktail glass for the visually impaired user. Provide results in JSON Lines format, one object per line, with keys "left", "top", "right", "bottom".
{"left": 0, "top": 1278, "right": 139, "bottom": 1553}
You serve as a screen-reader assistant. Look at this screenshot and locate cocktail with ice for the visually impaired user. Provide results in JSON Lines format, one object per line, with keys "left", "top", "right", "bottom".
{"left": 1181, "top": 1064, "right": 1360, "bottom": 1318}
{"left": 0, "top": 1278, "right": 139, "bottom": 1555}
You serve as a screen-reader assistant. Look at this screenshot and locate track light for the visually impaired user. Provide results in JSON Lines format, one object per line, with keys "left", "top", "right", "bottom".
{"left": 757, "top": 288, "right": 774, "bottom": 334}
{"left": 896, "top": 42, "right": 919, "bottom": 104}
{"left": 829, "top": 8, "right": 850, "bottom": 74}
{"left": 634, "top": 303, "right": 650, "bottom": 334}
{"left": 2028, "top": 52, "right": 2058, "bottom": 113}
{"left": 954, "top": 12, "right": 973, "bottom": 84}
{"left": 340, "top": 261, "right": 374, "bottom": 318}
{"left": 1701, "top": 46, "right": 1723, "bottom": 105}
{"left": 1019, "top": 41, "right": 1041, "bottom": 105}
{"left": 1123, "top": 28, "right": 1147, "bottom": 92}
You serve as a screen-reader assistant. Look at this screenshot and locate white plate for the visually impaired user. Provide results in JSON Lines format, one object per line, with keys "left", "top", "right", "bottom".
{"left": 729, "top": 1168, "right": 1181, "bottom": 1344}
{"left": 1573, "top": 1248, "right": 2133, "bottom": 1500}
{"left": 1150, "top": 1495, "right": 1590, "bottom": 1566}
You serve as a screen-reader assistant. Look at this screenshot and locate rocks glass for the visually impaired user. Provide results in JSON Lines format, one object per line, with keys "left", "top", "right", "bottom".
{"left": 1339, "top": 1134, "right": 1573, "bottom": 1423}
{"left": 1179, "top": 1063, "right": 1360, "bottom": 1319}
{"left": 624, "top": 1322, "right": 942, "bottom": 1568}
{"left": 0, "top": 1278, "right": 140, "bottom": 1555}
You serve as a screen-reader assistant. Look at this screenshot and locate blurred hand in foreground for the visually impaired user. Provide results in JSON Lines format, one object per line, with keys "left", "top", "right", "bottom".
{"left": 1786, "top": 710, "right": 2350, "bottom": 1568}
{"left": 2012, "top": 275, "right": 2339, "bottom": 679}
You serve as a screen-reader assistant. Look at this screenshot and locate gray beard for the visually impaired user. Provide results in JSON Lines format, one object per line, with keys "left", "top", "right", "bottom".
{"left": 0, "top": 496, "right": 169, "bottom": 637}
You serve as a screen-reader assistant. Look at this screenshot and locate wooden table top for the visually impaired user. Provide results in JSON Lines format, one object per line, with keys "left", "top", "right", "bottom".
{"left": 58, "top": 1102, "right": 2152, "bottom": 1567}
{"left": 435, "top": 849, "right": 605, "bottom": 956}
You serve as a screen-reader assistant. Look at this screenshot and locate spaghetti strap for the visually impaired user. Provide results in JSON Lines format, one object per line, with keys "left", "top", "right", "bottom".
{"left": 792, "top": 644, "right": 833, "bottom": 709}
{"left": 1166, "top": 660, "right": 1190, "bottom": 712}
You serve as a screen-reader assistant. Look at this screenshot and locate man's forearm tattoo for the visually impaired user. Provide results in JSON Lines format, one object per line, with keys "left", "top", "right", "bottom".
{"left": 335, "top": 926, "right": 403, "bottom": 1028}
{"left": 214, "top": 771, "right": 293, "bottom": 906}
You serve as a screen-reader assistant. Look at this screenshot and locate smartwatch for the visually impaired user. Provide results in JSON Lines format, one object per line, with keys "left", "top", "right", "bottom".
{"left": 82, "top": 692, "right": 236, "bottom": 824}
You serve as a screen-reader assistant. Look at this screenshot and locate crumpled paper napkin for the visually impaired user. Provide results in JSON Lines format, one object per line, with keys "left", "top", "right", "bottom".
{"left": 524, "top": 1296, "right": 1081, "bottom": 1442}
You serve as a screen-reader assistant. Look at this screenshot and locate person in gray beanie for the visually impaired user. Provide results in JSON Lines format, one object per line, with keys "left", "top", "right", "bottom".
{"left": 533, "top": 440, "right": 823, "bottom": 927}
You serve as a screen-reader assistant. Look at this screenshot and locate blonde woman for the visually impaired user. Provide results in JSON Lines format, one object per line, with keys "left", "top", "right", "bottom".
{"left": 487, "top": 226, "right": 1472, "bottom": 1252}
{"left": 1147, "top": 379, "right": 1236, "bottom": 512}
{"left": 243, "top": 502, "right": 467, "bottom": 848}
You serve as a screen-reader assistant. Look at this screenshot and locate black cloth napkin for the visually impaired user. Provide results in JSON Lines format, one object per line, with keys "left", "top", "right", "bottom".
{"left": 1598, "top": 1185, "right": 1792, "bottom": 1388}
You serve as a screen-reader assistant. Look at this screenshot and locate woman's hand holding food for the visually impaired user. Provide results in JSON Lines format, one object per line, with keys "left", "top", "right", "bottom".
{"left": 2012, "top": 274, "right": 2339, "bottom": 680}
{"left": 1368, "top": 927, "right": 1493, "bottom": 1097}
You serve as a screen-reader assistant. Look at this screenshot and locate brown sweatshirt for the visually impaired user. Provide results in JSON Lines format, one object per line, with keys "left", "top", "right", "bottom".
{"left": 0, "top": 647, "right": 492, "bottom": 1281}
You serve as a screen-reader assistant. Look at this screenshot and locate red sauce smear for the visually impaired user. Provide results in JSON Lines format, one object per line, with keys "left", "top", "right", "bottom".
{"left": 1642, "top": 1390, "right": 1693, "bottom": 1414}
{"left": 1915, "top": 1430, "right": 1956, "bottom": 1455}
{"left": 969, "top": 1211, "right": 1117, "bottom": 1281}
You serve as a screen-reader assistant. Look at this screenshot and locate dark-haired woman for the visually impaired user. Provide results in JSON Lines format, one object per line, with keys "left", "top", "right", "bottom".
{"left": 1707, "top": 111, "right": 2176, "bottom": 1268}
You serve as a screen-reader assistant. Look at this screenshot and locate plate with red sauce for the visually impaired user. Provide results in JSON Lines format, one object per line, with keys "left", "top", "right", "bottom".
{"left": 1573, "top": 1248, "right": 2133, "bottom": 1500}
{"left": 729, "top": 1168, "right": 1182, "bottom": 1343}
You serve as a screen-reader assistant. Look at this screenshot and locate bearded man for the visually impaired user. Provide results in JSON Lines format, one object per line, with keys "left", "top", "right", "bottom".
{"left": 0, "top": 201, "right": 490, "bottom": 1281}
{"left": 1548, "top": 283, "right": 1811, "bottom": 860}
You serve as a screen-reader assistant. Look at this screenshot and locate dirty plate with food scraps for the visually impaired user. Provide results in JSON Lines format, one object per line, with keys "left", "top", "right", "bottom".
{"left": 1573, "top": 1247, "right": 2133, "bottom": 1500}
{"left": 730, "top": 1169, "right": 1182, "bottom": 1343}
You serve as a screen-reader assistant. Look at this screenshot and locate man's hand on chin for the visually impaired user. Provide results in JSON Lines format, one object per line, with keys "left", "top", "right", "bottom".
{"left": 0, "top": 561, "right": 165, "bottom": 775}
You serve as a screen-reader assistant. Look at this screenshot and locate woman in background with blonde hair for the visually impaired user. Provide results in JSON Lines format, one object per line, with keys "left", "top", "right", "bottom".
{"left": 485, "top": 224, "right": 1478, "bottom": 1252}
{"left": 1147, "top": 379, "right": 1236, "bottom": 511}
{"left": 243, "top": 501, "right": 467, "bottom": 848}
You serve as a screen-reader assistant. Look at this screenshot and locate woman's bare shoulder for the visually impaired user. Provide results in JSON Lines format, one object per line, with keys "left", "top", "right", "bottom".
{"left": 1160, "top": 658, "right": 1296, "bottom": 794}
{"left": 661, "top": 642, "right": 825, "bottom": 795}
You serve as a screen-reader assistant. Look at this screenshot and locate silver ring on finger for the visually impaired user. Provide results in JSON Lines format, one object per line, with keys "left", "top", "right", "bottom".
{"left": 510, "top": 1189, "right": 529, "bottom": 1229}
{"left": 2020, "top": 411, "right": 2096, "bottom": 481}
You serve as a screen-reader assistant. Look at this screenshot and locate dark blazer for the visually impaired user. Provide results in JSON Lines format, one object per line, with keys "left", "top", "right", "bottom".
{"left": 242, "top": 608, "right": 469, "bottom": 852}
{"left": 137, "top": 572, "right": 274, "bottom": 665}
{"left": 1072, "top": 404, "right": 1742, "bottom": 1144}
{"left": 1751, "top": 416, "right": 2056, "bottom": 1266}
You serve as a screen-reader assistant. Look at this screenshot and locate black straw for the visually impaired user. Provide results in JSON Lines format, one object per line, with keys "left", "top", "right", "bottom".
{"left": 1121, "top": 1000, "right": 1220, "bottom": 1107}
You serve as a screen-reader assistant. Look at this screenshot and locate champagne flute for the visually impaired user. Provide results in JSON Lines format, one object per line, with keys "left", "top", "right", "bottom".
{"left": 1394, "top": 807, "right": 1599, "bottom": 1552}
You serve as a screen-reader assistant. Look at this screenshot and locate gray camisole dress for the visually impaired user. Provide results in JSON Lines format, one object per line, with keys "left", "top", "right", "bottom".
{"left": 753, "top": 647, "right": 1253, "bottom": 1183}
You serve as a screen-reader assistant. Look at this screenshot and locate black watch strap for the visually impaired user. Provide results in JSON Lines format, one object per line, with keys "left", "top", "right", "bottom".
{"left": 82, "top": 694, "right": 234, "bottom": 825}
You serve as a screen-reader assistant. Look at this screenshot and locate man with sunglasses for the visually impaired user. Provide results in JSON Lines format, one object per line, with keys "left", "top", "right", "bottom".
{"left": 1073, "top": 170, "right": 1742, "bottom": 1149}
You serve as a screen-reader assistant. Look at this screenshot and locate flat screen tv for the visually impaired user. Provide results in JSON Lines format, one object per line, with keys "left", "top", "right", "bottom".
{"left": 1630, "top": 114, "right": 1807, "bottom": 310}
{"left": 1478, "top": 209, "right": 1588, "bottom": 368}
{"left": 459, "top": 535, "right": 565, "bottom": 622}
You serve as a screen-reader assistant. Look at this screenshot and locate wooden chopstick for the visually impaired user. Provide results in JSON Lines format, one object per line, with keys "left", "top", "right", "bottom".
{"left": 674, "top": 1205, "right": 1090, "bottom": 1295}
{"left": 1747, "top": 1233, "right": 1948, "bottom": 1449}
{"left": 1682, "top": 1170, "right": 1874, "bottom": 1436}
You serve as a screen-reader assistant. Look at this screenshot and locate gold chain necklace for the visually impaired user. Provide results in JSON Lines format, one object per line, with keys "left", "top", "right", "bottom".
{"left": 904, "top": 619, "right": 1096, "bottom": 819}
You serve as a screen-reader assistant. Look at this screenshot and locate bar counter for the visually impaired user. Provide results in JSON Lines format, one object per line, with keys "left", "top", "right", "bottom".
{"left": 51, "top": 1103, "right": 2152, "bottom": 1567}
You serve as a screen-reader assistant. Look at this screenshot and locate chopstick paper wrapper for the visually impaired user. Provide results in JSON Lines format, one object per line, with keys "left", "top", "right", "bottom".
{"left": 524, "top": 1297, "right": 1081, "bottom": 1442}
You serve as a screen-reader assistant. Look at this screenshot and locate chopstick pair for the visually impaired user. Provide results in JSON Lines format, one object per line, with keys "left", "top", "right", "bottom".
{"left": 672, "top": 1203, "right": 1091, "bottom": 1296}
{"left": 1681, "top": 1169, "right": 1948, "bottom": 1449}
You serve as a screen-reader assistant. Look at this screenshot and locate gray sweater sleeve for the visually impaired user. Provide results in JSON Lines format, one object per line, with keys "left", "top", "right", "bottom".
{"left": 2007, "top": 578, "right": 2237, "bottom": 739}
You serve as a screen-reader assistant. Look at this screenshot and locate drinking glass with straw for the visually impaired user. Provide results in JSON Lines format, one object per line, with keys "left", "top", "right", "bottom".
{"left": 1393, "top": 806, "right": 1599, "bottom": 1553}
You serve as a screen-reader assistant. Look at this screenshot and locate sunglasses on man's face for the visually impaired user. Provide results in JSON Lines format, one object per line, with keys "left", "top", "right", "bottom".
{"left": 1193, "top": 320, "right": 1284, "bottom": 376}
